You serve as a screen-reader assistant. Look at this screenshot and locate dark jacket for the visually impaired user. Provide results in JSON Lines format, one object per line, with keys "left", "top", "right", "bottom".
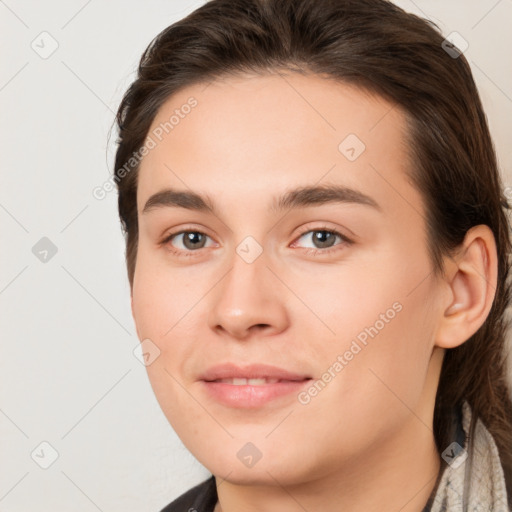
{"left": 160, "top": 475, "right": 217, "bottom": 512}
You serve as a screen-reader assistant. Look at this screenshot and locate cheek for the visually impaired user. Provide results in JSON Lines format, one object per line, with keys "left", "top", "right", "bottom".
{"left": 131, "top": 247, "right": 215, "bottom": 405}
{"left": 131, "top": 246, "right": 201, "bottom": 341}
{"left": 131, "top": 254, "right": 204, "bottom": 426}
{"left": 301, "top": 245, "right": 436, "bottom": 407}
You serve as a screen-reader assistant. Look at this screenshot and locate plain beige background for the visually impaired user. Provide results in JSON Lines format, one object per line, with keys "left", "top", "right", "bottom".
{"left": 0, "top": 0, "right": 511, "bottom": 510}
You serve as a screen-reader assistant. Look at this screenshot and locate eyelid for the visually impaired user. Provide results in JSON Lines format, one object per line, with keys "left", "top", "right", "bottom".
{"left": 291, "top": 222, "right": 353, "bottom": 244}
{"left": 160, "top": 223, "right": 215, "bottom": 243}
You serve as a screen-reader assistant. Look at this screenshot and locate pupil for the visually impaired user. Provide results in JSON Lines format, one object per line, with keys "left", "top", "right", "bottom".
{"left": 314, "top": 231, "right": 334, "bottom": 248}
{"left": 184, "top": 232, "right": 205, "bottom": 249}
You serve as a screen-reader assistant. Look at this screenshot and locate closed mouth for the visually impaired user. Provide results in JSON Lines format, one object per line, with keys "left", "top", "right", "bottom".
{"left": 207, "top": 377, "right": 312, "bottom": 385}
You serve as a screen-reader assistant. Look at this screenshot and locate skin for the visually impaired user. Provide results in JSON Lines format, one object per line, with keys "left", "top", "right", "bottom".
{"left": 130, "top": 72, "right": 497, "bottom": 512}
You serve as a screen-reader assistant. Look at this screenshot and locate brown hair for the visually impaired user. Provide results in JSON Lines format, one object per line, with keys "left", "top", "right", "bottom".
{"left": 113, "top": 0, "right": 512, "bottom": 502}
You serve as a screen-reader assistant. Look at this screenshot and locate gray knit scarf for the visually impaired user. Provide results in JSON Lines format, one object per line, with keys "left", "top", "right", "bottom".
{"left": 427, "top": 401, "right": 510, "bottom": 511}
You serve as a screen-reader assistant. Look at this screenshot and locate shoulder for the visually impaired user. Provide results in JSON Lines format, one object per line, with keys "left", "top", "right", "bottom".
{"left": 159, "top": 475, "right": 218, "bottom": 512}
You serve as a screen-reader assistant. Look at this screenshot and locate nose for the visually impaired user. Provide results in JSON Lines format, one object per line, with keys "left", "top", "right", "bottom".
{"left": 208, "top": 244, "right": 289, "bottom": 340}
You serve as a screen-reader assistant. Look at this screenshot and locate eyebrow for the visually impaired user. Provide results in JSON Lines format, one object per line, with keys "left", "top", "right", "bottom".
{"left": 142, "top": 184, "right": 382, "bottom": 215}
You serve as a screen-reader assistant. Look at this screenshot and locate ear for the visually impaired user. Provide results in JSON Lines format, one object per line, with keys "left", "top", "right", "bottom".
{"left": 435, "top": 224, "right": 498, "bottom": 349}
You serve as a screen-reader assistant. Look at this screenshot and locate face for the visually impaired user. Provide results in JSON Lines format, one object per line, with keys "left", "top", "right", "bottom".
{"left": 131, "top": 72, "right": 445, "bottom": 485}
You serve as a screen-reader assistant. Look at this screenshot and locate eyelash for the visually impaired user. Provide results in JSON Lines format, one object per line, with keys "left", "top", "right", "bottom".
{"left": 159, "top": 225, "right": 353, "bottom": 259}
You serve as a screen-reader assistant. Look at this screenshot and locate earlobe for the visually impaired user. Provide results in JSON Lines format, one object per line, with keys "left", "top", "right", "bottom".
{"left": 435, "top": 225, "right": 498, "bottom": 349}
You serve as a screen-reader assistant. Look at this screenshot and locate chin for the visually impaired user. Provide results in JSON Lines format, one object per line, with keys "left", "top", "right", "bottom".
{"left": 197, "top": 447, "right": 310, "bottom": 486}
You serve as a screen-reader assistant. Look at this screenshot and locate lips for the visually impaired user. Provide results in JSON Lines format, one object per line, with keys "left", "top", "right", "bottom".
{"left": 199, "top": 362, "right": 312, "bottom": 383}
{"left": 199, "top": 365, "right": 313, "bottom": 408}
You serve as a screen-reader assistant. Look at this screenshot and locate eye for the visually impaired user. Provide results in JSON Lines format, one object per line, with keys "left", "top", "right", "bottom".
{"left": 160, "top": 229, "right": 215, "bottom": 257}
{"left": 160, "top": 225, "right": 353, "bottom": 258}
{"left": 291, "top": 227, "right": 352, "bottom": 255}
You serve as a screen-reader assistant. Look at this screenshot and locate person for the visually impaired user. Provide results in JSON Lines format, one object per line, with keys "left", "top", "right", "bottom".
{"left": 112, "top": 0, "right": 512, "bottom": 510}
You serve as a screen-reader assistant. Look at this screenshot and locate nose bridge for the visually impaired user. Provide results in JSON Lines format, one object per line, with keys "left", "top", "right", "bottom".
{"left": 208, "top": 237, "right": 288, "bottom": 338}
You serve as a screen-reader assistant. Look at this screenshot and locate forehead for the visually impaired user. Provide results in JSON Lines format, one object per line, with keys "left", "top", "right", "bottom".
{"left": 137, "top": 71, "right": 421, "bottom": 222}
